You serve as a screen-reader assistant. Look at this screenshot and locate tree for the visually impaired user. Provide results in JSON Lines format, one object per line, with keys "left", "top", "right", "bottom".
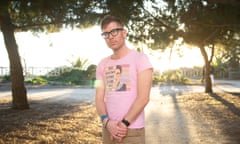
{"left": 86, "top": 64, "right": 97, "bottom": 80}
{"left": 215, "top": 33, "right": 240, "bottom": 71}
{"left": 0, "top": 0, "right": 100, "bottom": 109}
{"left": 67, "top": 57, "right": 89, "bottom": 70}
{"left": 179, "top": 0, "right": 240, "bottom": 92}
{"left": 0, "top": 0, "right": 145, "bottom": 109}
{"left": 86, "top": 64, "right": 97, "bottom": 87}
{"left": 0, "top": 1, "right": 28, "bottom": 109}
{"left": 213, "top": 32, "right": 240, "bottom": 80}
{"left": 125, "top": 0, "right": 240, "bottom": 93}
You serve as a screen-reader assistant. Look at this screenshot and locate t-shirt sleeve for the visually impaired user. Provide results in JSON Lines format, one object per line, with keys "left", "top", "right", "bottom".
{"left": 137, "top": 53, "right": 153, "bottom": 73}
{"left": 96, "top": 60, "right": 105, "bottom": 81}
{"left": 95, "top": 61, "right": 105, "bottom": 88}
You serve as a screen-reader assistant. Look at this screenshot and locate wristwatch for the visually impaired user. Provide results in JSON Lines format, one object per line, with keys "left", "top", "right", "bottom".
{"left": 121, "top": 118, "right": 130, "bottom": 127}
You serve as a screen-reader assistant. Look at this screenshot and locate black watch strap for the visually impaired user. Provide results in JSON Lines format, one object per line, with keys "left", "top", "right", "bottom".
{"left": 121, "top": 118, "right": 130, "bottom": 127}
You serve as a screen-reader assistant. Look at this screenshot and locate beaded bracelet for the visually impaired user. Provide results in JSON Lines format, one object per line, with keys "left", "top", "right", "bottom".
{"left": 104, "top": 119, "right": 110, "bottom": 129}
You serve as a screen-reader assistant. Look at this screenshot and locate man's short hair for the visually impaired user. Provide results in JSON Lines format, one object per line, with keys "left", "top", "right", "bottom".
{"left": 100, "top": 15, "right": 124, "bottom": 30}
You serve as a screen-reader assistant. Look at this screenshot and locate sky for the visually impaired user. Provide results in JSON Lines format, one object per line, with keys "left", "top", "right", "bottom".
{"left": 0, "top": 26, "right": 204, "bottom": 72}
{"left": 0, "top": 26, "right": 111, "bottom": 67}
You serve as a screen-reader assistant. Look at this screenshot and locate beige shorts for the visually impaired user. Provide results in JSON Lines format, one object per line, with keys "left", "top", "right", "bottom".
{"left": 102, "top": 127, "right": 145, "bottom": 144}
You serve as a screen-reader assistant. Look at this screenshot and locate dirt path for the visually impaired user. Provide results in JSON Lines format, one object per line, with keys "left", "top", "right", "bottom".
{"left": 145, "top": 87, "right": 240, "bottom": 144}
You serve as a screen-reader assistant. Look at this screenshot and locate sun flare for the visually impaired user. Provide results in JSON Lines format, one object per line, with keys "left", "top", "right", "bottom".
{"left": 0, "top": 27, "right": 203, "bottom": 73}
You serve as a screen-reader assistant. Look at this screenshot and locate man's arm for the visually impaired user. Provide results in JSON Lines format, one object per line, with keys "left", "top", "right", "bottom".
{"left": 95, "top": 80, "right": 107, "bottom": 118}
{"left": 122, "top": 68, "right": 153, "bottom": 125}
{"left": 95, "top": 80, "right": 127, "bottom": 141}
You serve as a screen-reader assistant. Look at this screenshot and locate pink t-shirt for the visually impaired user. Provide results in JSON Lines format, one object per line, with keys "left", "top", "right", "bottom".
{"left": 96, "top": 50, "right": 152, "bottom": 128}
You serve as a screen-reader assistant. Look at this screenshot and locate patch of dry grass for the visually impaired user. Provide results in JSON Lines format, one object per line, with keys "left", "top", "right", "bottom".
{"left": 0, "top": 101, "right": 102, "bottom": 144}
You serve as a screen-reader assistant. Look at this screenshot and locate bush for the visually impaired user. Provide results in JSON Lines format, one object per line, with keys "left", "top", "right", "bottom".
{"left": 159, "top": 70, "right": 189, "bottom": 84}
{"left": 0, "top": 75, "right": 11, "bottom": 82}
{"left": 25, "top": 77, "right": 48, "bottom": 85}
{"left": 153, "top": 76, "right": 162, "bottom": 85}
{"left": 46, "top": 68, "right": 90, "bottom": 85}
{"left": 23, "top": 66, "right": 96, "bottom": 86}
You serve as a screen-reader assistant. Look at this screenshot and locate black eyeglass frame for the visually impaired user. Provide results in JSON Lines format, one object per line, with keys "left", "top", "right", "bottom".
{"left": 101, "top": 28, "right": 124, "bottom": 39}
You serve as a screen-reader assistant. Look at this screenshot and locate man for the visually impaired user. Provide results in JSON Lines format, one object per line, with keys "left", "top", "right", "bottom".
{"left": 95, "top": 15, "right": 153, "bottom": 144}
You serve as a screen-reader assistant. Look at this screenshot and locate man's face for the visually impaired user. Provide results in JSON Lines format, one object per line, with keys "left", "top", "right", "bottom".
{"left": 101, "top": 22, "right": 127, "bottom": 51}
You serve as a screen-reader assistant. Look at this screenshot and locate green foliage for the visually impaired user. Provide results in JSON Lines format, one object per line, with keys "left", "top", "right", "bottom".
{"left": 214, "top": 39, "right": 240, "bottom": 71}
{"left": 0, "top": 0, "right": 145, "bottom": 32}
{"left": 0, "top": 75, "right": 11, "bottom": 82}
{"left": 46, "top": 66, "right": 72, "bottom": 77}
{"left": 67, "top": 57, "right": 90, "bottom": 70}
{"left": 1, "top": 0, "right": 103, "bottom": 32}
{"left": 45, "top": 67, "right": 95, "bottom": 86}
{"left": 152, "top": 75, "right": 162, "bottom": 85}
{"left": 86, "top": 64, "right": 97, "bottom": 79}
{"left": 158, "top": 69, "right": 189, "bottom": 85}
{"left": 61, "top": 68, "right": 86, "bottom": 85}
{"left": 25, "top": 77, "right": 48, "bottom": 85}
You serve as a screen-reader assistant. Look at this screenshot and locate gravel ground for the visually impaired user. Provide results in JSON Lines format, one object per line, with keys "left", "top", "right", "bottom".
{"left": 0, "top": 82, "right": 240, "bottom": 144}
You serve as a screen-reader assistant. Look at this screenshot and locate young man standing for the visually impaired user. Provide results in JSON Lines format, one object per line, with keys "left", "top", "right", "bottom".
{"left": 95, "top": 15, "right": 153, "bottom": 144}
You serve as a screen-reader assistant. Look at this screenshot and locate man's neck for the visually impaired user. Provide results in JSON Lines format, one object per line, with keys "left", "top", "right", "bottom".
{"left": 111, "top": 46, "right": 130, "bottom": 59}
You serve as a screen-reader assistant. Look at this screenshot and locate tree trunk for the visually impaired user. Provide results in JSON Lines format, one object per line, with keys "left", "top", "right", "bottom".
{"left": 0, "top": 10, "right": 29, "bottom": 109}
{"left": 199, "top": 44, "right": 213, "bottom": 93}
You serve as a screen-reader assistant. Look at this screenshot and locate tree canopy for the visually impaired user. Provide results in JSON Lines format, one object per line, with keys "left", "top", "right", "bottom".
{"left": 126, "top": 0, "right": 240, "bottom": 92}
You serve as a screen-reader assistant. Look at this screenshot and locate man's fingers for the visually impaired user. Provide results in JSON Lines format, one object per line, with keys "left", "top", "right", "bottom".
{"left": 112, "top": 133, "right": 123, "bottom": 141}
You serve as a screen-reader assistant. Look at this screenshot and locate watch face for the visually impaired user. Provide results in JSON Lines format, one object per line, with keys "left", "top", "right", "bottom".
{"left": 122, "top": 119, "right": 130, "bottom": 127}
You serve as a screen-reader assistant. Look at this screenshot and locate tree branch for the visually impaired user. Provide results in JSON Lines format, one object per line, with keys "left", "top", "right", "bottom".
{"left": 207, "top": 0, "right": 240, "bottom": 6}
{"left": 193, "top": 22, "right": 240, "bottom": 28}
{"left": 140, "top": 5, "right": 177, "bottom": 33}
{"left": 14, "top": 16, "right": 100, "bottom": 31}
{"left": 14, "top": 21, "right": 65, "bottom": 31}
{"left": 203, "top": 29, "right": 219, "bottom": 44}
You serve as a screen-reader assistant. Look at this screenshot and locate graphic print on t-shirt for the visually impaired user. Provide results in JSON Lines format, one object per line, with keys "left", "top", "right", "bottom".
{"left": 105, "top": 64, "right": 130, "bottom": 92}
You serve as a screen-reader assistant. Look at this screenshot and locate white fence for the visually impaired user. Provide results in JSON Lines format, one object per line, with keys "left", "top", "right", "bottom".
{"left": 0, "top": 67, "right": 231, "bottom": 79}
{"left": 0, "top": 67, "right": 65, "bottom": 77}
{"left": 0, "top": 67, "right": 9, "bottom": 76}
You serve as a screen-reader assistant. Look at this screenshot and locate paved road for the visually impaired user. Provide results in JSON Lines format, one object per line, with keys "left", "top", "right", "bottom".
{"left": 0, "top": 80, "right": 239, "bottom": 143}
{"left": 1, "top": 80, "right": 239, "bottom": 102}
{"left": 0, "top": 87, "right": 95, "bottom": 104}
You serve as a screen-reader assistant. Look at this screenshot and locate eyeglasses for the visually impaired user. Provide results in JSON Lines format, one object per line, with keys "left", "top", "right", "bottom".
{"left": 101, "top": 28, "right": 124, "bottom": 39}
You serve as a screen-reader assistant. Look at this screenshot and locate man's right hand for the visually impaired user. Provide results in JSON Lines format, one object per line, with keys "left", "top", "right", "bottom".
{"left": 106, "top": 120, "right": 128, "bottom": 142}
